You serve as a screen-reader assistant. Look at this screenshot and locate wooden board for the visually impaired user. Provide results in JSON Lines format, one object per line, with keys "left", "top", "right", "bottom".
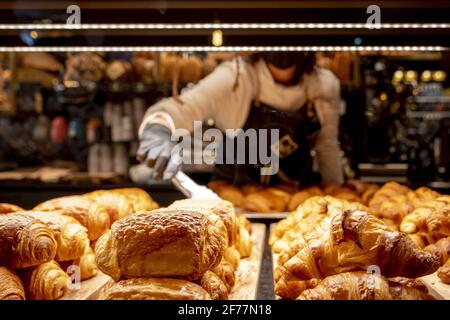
{"left": 59, "top": 272, "right": 113, "bottom": 300}
{"left": 270, "top": 224, "right": 450, "bottom": 300}
{"left": 420, "top": 273, "right": 450, "bottom": 300}
{"left": 229, "top": 223, "right": 266, "bottom": 300}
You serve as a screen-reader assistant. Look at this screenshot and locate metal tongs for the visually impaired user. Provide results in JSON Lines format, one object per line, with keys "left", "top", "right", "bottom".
{"left": 171, "top": 171, "right": 220, "bottom": 200}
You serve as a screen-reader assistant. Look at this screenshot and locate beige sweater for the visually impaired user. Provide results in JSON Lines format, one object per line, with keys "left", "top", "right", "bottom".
{"left": 140, "top": 58, "right": 344, "bottom": 184}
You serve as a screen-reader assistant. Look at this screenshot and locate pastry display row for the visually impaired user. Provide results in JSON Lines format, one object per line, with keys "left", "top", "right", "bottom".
{"left": 0, "top": 180, "right": 448, "bottom": 300}
{"left": 0, "top": 188, "right": 254, "bottom": 300}
{"left": 207, "top": 179, "right": 380, "bottom": 213}
{"left": 270, "top": 181, "right": 450, "bottom": 300}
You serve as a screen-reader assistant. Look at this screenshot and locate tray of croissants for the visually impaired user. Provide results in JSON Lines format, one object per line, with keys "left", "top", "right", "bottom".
{"left": 207, "top": 179, "right": 385, "bottom": 218}
{"left": 270, "top": 181, "right": 450, "bottom": 300}
{"left": 0, "top": 188, "right": 264, "bottom": 300}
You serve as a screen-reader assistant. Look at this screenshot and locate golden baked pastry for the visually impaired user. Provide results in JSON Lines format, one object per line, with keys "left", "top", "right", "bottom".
{"left": 211, "top": 260, "right": 235, "bottom": 292}
{"left": 21, "top": 260, "right": 69, "bottom": 300}
{"left": 208, "top": 181, "right": 244, "bottom": 207}
{"left": 240, "top": 183, "right": 264, "bottom": 196}
{"left": 223, "top": 246, "right": 240, "bottom": 271}
{"left": 438, "top": 259, "right": 450, "bottom": 284}
{"left": 0, "top": 203, "right": 24, "bottom": 214}
{"left": 85, "top": 190, "right": 135, "bottom": 223}
{"left": 169, "top": 199, "right": 237, "bottom": 246}
{"left": 297, "top": 272, "right": 434, "bottom": 300}
{"left": 400, "top": 195, "right": 450, "bottom": 235}
{"left": 329, "top": 187, "right": 361, "bottom": 203}
{"left": 0, "top": 213, "right": 57, "bottom": 269}
{"left": 110, "top": 188, "right": 159, "bottom": 212}
{"left": 233, "top": 213, "right": 253, "bottom": 259}
{"left": 16, "top": 211, "right": 89, "bottom": 262}
{"left": 271, "top": 196, "right": 440, "bottom": 299}
{"left": 241, "top": 190, "right": 286, "bottom": 212}
{"left": 288, "top": 186, "right": 323, "bottom": 211}
{"left": 360, "top": 185, "right": 379, "bottom": 205}
{"left": 33, "top": 196, "right": 110, "bottom": 240}
{"left": 408, "top": 232, "right": 436, "bottom": 249}
{"left": 98, "top": 278, "right": 211, "bottom": 300}
{"left": 200, "top": 270, "right": 229, "bottom": 300}
{"left": 61, "top": 246, "right": 98, "bottom": 281}
{"left": 0, "top": 267, "right": 25, "bottom": 300}
{"left": 274, "top": 265, "right": 318, "bottom": 299}
{"left": 424, "top": 237, "right": 450, "bottom": 265}
{"left": 369, "top": 183, "right": 440, "bottom": 222}
{"left": 95, "top": 209, "right": 227, "bottom": 281}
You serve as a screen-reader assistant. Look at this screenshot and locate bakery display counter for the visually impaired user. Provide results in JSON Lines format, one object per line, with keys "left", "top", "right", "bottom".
{"left": 0, "top": 184, "right": 449, "bottom": 300}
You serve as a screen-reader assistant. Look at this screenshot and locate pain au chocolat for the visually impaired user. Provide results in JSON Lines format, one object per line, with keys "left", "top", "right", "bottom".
{"left": 95, "top": 208, "right": 228, "bottom": 281}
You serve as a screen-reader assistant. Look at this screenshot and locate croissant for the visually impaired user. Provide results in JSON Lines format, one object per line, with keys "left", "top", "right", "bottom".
{"left": 211, "top": 260, "right": 235, "bottom": 292}
{"left": 0, "top": 203, "right": 24, "bottom": 214}
{"left": 424, "top": 237, "right": 450, "bottom": 265}
{"left": 272, "top": 197, "right": 440, "bottom": 298}
{"left": 0, "top": 267, "right": 25, "bottom": 300}
{"left": 343, "top": 180, "right": 376, "bottom": 195}
{"left": 400, "top": 196, "right": 450, "bottom": 235}
{"left": 0, "top": 213, "right": 57, "bottom": 269}
{"left": 288, "top": 187, "right": 323, "bottom": 211}
{"left": 408, "top": 232, "right": 436, "bottom": 249}
{"left": 274, "top": 265, "right": 319, "bottom": 299}
{"left": 98, "top": 278, "right": 211, "bottom": 300}
{"left": 370, "top": 184, "right": 440, "bottom": 222}
{"left": 223, "top": 246, "right": 240, "bottom": 271}
{"left": 329, "top": 187, "right": 361, "bottom": 203}
{"left": 21, "top": 260, "right": 69, "bottom": 300}
{"left": 240, "top": 183, "right": 264, "bottom": 196}
{"left": 200, "top": 270, "right": 229, "bottom": 300}
{"left": 61, "top": 246, "right": 98, "bottom": 281}
{"left": 85, "top": 190, "right": 135, "bottom": 223}
{"left": 169, "top": 199, "right": 237, "bottom": 246}
{"left": 270, "top": 196, "right": 367, "bottom": 247}
{"left": 241, "top": 190, "right": 286, "bottom": 212}
{"left": 382, "top": 218, "right": 399, "bottom": 231}
{"left": 33, "top": 196, "right": 110, "bottom": 240}
{"left": 233, "top": 214, "right": 252, "bottom": 258}
{"left": 437, "top": 259, "right": 450, "bottom": 284}
{"left": 368, "top": 182, "right": 413, "bottom": 221}
{"left": 110, "top": 188, "right": 159, "bottom": 212}
{"left": 208, "top": 181, "right": 244, "bottom": 206}
{"left": 360, "top": 185, "right": 379, "bottom": 205}
{"left": 16, "top": 211, "right": 89, "bottom": 262}
{"left": 95, "top": 209, "right": 227, "bottom": 281}
{"left": 297, "top": 272, "right": 434, "bottom": 300}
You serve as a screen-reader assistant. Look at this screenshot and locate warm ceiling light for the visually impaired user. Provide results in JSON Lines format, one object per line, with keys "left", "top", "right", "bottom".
{"left": 0, "top": 46, "right": 445, "bottom": 52}
{"left": 212, "top": 30, "right": 223, "bottom": 47}
{"left": 29, "top": 31, "right": 38, "bottom": 39}
{"left": 0, "top": 23, "right": 449, "bottom": 30}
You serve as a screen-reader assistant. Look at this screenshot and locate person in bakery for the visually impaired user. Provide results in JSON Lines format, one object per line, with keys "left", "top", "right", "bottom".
{"left": 137, "top": 52, "right": 343, "bottom": 187}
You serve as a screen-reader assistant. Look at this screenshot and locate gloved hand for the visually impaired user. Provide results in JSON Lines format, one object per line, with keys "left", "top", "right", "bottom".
{"left": 137, "top": 124, "right": 182, "bottom": 180}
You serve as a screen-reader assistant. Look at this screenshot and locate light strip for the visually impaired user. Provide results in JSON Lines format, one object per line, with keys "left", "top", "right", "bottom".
{"left": 0, "top": 46, "right": 445, "bottom": 52}
{"left": 0, "top": 23, "right": 449, "bottom": 30}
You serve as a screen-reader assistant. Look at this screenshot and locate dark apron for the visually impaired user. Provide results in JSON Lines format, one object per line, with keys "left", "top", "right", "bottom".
{"left": 214, "top": 99, "right": 321, "bottom": 187}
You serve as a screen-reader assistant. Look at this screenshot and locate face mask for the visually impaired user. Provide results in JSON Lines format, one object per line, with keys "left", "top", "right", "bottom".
{"left": 261, "top": 52, "right": 306, "bottom": 69}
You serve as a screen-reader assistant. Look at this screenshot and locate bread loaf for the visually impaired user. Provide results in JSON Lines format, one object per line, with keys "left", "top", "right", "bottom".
{"left": 98, "top": 278, "right": 211, "bottom": 300}
{"left": 169, "top": 199, "right": 237, "bottom": 246}
{"left": 95, "top": 209, "right": 227, "bottom": 281}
